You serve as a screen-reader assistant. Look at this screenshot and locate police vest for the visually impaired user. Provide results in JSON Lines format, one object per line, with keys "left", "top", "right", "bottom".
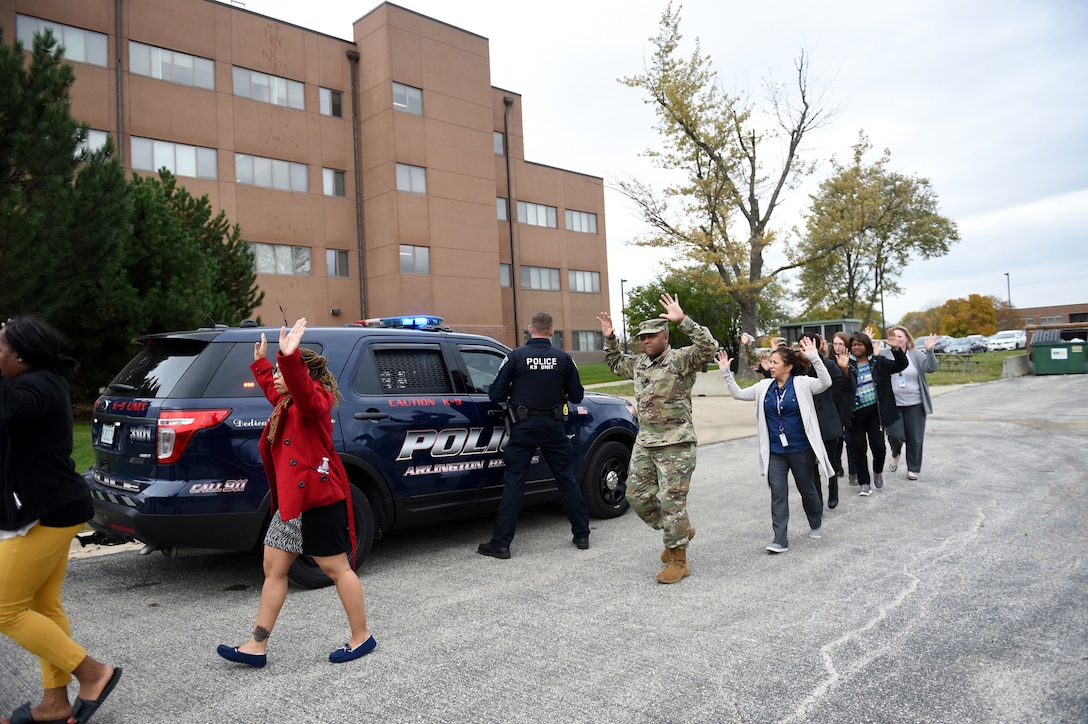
{"left": 508, "top": 343, "right": 569, "bottom": 410}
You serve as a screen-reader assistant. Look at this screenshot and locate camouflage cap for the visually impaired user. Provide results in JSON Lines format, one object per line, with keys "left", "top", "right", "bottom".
{"left": 637, "top": 318, "right": 669, "bottom": 336}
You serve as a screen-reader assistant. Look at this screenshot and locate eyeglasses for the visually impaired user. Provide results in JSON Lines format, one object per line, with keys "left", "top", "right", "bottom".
{"left": 271, "top": 366, "right": 281, "bottom": 376}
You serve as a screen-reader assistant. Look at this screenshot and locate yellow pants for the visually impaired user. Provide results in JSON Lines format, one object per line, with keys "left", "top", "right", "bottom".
{"left": 0, "top": 523, "right": 87, "bottom": 689}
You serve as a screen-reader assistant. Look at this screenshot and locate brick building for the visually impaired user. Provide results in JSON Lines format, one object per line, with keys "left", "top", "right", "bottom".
{"left": 1011, "top": 303, "right": 1088, "bottom": 327}
{"left": 3, "top": 0, "right": 611, "bottom": 359}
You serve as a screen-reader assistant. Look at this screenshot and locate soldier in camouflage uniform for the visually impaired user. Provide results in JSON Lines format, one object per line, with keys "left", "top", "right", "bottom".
{"left": 597, "top": 293, "right": 718, "bottom": 584}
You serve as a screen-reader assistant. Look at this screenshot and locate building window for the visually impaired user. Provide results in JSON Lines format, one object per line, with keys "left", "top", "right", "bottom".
{"left": 500, "top": 263, "right": 511, "bottom": 287}
{"left": 1022, "top": 317, "right": 1034, "bottom": 325}
{"left": 78, "top": 130, "right": 111, "bottom": 155}
{"left": 235, "top": 154, "right": 307, "bottom": 192}
{"left": 132, "top": 137, "right": 217, "bottom": 179}
{"left": 517, "top": 201, "right": 557, "bottom": 228}
{"left": 17, "top": 15, "right": 108, "bottom": 67}
{"left": 497, "top": 198, "right": 508, "bottom": 221}
{"left": 129, "top": 41, "right": 214, "bottom": 90}
{"left": 326, "top": 249, "right": 349, "bottom": 278}
{"left": 232, "top": 66, "right": 304, "bottom": 110}
{"left": 250, "top": 242, "right": 311, "bottom": 275}
{"left": 319, "top": 88, "right": 343, "bottom": 118}
{"left": 494, "top": 131, "right": 505, "bottom": 155}
{"left": 552, "top": 330, "right": 564, "bottom": 350}
{"left": 572, "top": 331, "right": 604, "bottom": 351}
{"left": 521, "top": 266, "right": 560, "bottom": 291}
{"left": 1040, "top": 315, "right": 1063, "bottom": 324}
{"left": 565, "top": 209, "right": 598, "bottom": 234}
{"left": 322, "top": 168, "right": 346, "bottom": 197}
{"left": 395, "top": 163, "right": 427, "bottom": 194}
{"left": 400, "top": 245, "right": 430, "bottom": 274}
{"left": 568, "top": 270, "right": 601, "bottom": 293}
{"left": 392, "top": 82, "right": 422, "bottom": 115}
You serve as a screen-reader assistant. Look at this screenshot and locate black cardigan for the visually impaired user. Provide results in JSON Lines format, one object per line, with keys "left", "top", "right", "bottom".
{"left": 1, "top": 368, "right": 91, "bottom": 530}
{"left": 848, "top": 347, "right": 909, "bottom": 429}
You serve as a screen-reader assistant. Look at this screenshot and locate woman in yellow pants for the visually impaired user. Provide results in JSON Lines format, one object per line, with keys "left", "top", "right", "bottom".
{"left": 0, "top": 316, "right": 121, "bottom": 724}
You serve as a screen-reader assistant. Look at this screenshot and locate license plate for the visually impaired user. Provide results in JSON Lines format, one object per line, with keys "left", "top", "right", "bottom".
{"left": 101, "top": 423, "right": 116, "bottom": 446}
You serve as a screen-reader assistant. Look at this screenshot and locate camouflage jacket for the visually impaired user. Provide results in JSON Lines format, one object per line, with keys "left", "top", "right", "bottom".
{"left": 603, "top": 316, "right": 718, "bottom": 447}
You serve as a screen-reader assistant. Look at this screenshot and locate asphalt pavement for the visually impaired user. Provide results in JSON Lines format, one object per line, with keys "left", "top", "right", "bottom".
{"left": 3, "top": 375, "right": 1087, "bottom": 723}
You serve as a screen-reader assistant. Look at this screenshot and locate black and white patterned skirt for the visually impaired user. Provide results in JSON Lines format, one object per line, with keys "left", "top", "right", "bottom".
{"left": 263, "top": 510, "right": 304, "bottom": 554}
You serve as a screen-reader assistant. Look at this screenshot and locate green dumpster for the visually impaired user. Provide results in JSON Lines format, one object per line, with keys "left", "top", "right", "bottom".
{"left": 1030, "top": 330, "right": 1088, "bottom": 375}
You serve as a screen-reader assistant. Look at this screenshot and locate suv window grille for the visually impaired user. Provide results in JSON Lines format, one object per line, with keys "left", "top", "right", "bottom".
{"left": 373, "top": 349, "right": 452, "bottom": 394}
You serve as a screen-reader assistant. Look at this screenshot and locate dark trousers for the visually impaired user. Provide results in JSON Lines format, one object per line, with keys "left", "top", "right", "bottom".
{"left": 816, "top": 436, "right": 841, "bottom": 503}
{"left": 841, "top": 424, "right": 856, "bottom": 475}
{"left": 767, "top": 449, "right": 823, "bottom": 548}
{"left": 888, "top": 404, "right": 928, "bottom": 474}
{"left": 491, "top": 415, "right": 590, "bottom": 548}
{"left": 850, "top": 405, "right": 885, "bottom": 485}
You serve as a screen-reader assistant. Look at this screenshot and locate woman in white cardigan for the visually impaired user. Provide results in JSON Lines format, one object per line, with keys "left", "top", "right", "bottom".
{"left": 717, "top": 337, "right": 834, "bottom": 553}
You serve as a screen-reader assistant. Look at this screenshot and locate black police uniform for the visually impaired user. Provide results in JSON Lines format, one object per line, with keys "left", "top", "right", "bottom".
{"left": 480, "top": 336, "right": 590, "bottom": 555}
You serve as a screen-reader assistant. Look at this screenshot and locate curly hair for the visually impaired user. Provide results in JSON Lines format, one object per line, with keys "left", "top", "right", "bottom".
{"left": 300, "top": 348, "right": 341, "bottom": 405}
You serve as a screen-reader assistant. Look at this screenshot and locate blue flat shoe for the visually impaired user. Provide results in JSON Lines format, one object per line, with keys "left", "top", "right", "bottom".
{"left": 216, "top": 645, "right": 267, "bottom": 668}
{"left": 329, "top": 635, "right": 376, "bottom": 663}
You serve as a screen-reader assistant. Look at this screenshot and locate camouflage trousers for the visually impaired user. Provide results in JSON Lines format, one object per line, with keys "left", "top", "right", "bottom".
{"left": 626, "top": 442, "right": 697, "bottom": 549}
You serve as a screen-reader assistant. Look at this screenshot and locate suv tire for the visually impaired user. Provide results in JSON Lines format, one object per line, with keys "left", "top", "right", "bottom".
{"left": 580, "top": 440, "right": 631, "bottom": 519}
{"left": 287, "top": 485, "right": 376, "bottom": 589}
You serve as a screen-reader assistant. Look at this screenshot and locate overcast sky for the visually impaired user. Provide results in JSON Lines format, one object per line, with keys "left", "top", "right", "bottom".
{"left": 244, "top": 0, "right": 1088, "bottom": 327}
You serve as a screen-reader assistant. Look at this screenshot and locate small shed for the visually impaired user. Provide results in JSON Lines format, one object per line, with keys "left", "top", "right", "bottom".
{"left": 780, "top": 318, "right": 863, "bottom": 346}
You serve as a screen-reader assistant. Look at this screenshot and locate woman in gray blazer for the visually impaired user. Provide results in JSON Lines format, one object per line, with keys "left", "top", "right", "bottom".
{"left": 881, "top": 326, "right": 940, "bottom": 480}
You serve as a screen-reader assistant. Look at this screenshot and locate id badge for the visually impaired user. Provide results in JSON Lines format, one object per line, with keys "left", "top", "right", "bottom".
{"left": 899, "top": 376, "right": 907, "bottom": 388}
{"left": 779, "top": 432, "right": 789, "bottom": 447}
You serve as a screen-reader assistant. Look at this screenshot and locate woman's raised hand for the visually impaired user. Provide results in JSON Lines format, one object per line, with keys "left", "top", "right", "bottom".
{"left": 279, "top": 318, "right": 307, "bottom": 357}
{"left": 254, "top": 333, "right": 267, "bottom": 362}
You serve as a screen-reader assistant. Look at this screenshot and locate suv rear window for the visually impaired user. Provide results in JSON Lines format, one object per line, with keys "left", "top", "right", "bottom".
{"left": 202, "top": 342, "right": 326, "bottom": 398}
{"left": 106, "top": 340, "right": 206, "bottom": 397}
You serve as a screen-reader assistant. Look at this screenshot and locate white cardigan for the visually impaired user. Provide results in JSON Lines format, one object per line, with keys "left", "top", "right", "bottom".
{"left": 720, "top": 351, "right": 834, "bottom": 481}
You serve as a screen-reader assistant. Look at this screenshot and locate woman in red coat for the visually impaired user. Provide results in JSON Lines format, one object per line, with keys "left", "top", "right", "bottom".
{"left": 217, "top": 318, "right": 375, "bottom": 666}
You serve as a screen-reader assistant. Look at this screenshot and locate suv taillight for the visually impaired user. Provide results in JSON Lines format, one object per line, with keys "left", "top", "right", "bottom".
{"left": 157, "top": 409, "right": 231, "bottom": 464}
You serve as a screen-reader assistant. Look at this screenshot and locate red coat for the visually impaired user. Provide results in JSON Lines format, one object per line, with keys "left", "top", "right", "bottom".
{"left": 251, "top": 351, "right": 356, "bottom": 557}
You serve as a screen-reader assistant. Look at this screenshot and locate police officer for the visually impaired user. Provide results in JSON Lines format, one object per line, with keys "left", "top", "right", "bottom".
{"left": 477, "top": 312, "right": 590, "bottom": 559}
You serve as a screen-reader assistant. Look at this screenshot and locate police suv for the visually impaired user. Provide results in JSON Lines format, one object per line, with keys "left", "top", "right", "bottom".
{"left": 84, "top": 317, "right": 637, "bottom": 587}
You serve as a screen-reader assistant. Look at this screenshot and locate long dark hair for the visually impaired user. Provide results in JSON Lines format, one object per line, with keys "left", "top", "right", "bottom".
{"left": 2, "top": 315, "right": 78, "bottom": 376}
{"left": 772, "top": 346, "right": 811, "bottom": 375}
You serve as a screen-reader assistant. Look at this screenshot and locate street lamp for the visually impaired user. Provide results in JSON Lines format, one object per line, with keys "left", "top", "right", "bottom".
{"left": 620, "top": 278, "right": 628, "bottom": 351}
{"left": 1005, "top": 272, "right": 1013, "bottom": 329}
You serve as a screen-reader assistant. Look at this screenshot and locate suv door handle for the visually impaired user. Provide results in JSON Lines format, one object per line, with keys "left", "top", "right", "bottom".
{"left": 354, "top": 411, "right": 391, "bottom": 421}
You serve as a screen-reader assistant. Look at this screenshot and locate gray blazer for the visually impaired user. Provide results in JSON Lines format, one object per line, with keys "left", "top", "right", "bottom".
{"left": 881, "top": 346, "right": 939, "bottom": 415}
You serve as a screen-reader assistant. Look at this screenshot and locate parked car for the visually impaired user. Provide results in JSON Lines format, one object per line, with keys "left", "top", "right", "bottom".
{"left": 986, "top": 330, "right": 1027, "bottom": 351}
{"left": 966, "top": 334, "right": 989, "bottom": 352}
{"left": 944, "top": 337, "right": 985, "bottom": 355}
{"left": 84, "top": 318, "right": 638, "bottom": 587}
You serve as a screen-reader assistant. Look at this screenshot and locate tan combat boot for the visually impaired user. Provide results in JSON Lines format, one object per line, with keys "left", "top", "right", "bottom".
{"left": 661, "top": 527, "right": 696, "bottom": 563}
{"left": 657, "top": 547, "right": 690, "bottom": 584}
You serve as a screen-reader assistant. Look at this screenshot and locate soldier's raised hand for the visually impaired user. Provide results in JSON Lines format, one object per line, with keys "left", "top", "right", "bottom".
{"left": 658, "top": 293, "right": 685, "bottom": 323}
{"left": 596, "top": 312, "right": 614, "bottom": 339}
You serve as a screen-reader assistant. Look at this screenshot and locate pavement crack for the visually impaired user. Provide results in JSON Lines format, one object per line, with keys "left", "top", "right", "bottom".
{"left": 782, "top": 506, "right": 989, "bottom": 723}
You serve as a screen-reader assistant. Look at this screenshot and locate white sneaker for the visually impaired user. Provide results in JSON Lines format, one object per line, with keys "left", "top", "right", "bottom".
{"left": 809, "top": 527, "right": 823, "bottom": 539}
{"left": 907, "top": 472, "right": 919, "bottom": 480}
{"left": 859, "top": 484, "right": 872, "bottom": 497}
{"left": 765, "top": 543, "right": 788, "bottom": 554}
